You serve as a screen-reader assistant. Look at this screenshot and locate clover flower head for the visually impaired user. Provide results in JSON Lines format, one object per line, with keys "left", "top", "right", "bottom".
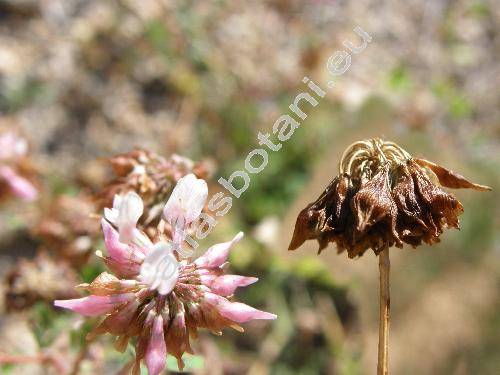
{"left": 289, "top": 138, "right": 491, "bottom": 257}
{"left": 55, "top": 174, "right": 276, "bottom": 374}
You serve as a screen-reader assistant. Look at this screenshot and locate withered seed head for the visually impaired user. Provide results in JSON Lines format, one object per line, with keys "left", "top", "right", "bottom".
{"left": 289, "top": 138, "right": 491, "bottom": 258}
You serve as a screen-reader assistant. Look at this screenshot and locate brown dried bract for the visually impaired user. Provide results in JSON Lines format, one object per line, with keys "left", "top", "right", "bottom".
{"left": 289, "top": 139, "right": 491, "bottom": 257}
{"left": 414, "top": 158, "right": 491, "bottom": 191}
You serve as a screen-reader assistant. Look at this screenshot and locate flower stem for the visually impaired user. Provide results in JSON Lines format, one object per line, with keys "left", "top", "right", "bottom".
{"left": 377, "top": 246, "right": 390, "bottom": 375}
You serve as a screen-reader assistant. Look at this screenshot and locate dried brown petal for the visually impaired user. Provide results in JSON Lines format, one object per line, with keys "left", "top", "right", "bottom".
{"left": 288, "top": 177, "right": 338, "bottom": 251}
{"left": 392, "top": 165, "right": 424, "bottom": 224}
{"left": 92, "top": 299, "right": 140, "bottom": 337}
{"left": 324, "top": 174, "right": 352, "bottom": 232}
{"left": 165, "top": 301, "right": 192, "bottom": 371}
{"left": 109, "top": 154, "right": 136, "bottom": 177}
{"left": 409, "top": 160, "right": 463, "bottom": 231}
{"left": 114, "top": 336, "right": 130, "bottom": 353}
{"left": 352, "top": 165, "right": 401, "bottom": 246}
{"left": 392, "top": 163, "right": 433, "bottom": 247}
{"left": 289, "top": 175, "right": 353, "bottom": 252}
{"left": 288, "top": 206, "right": 322, "bottom": 251}
{"left": 414, "top": 158, "right": 491, "bottom": 191}
{"left": 133, "top": 327, "right": 151, "bottom": 375}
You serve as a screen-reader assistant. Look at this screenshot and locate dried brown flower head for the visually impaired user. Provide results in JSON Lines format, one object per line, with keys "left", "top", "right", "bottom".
{"left": 5, "top": 252, "right": 79, "bottom": 311}
{"left": 97, "top": 149, "right": 211, "bottom": 233}
{"left": 289, "top": 138, "right": 491, "bottom": 258}
{"left": 33, "top": 193, "right": 100, "bottom": 266}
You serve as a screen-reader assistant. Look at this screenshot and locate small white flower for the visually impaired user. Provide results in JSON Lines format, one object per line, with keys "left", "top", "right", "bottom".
{"left": 104, "top": 191, "right": 144, "bottom": 245}
{"left": 140, "top": 242, "right": 179, "bottom": 295}
{"left": 163, "top": 174, "right": 208, "bottom": 243}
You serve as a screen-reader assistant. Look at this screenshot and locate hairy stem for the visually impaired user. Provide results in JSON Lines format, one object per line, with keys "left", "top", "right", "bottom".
{"left": 377, "top": 246, "right": 390, "bottom": 375}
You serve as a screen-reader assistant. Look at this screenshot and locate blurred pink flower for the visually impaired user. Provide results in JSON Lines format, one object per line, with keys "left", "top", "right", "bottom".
{"left": 0, "top": 132, "right": 38, "bottom": 201}
{"left": 0, "top": 165, "right": 38, "bottom": 201}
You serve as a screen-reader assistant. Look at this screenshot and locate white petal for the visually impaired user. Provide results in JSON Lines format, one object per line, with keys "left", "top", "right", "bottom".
{"left": 104, "top": 207, "right": 119, "bottom": 224}
{"left": 134, "top": 229, "right": 154, "bottom": 248}
{"left": 163, "top": 174, "right": 208, "bottom": 229}
{"left": 157, "top": 271, "right": 179, "bottom": 295}
{"left": 112, "top": 194, "right": 123, "bottom": 210}
{"left": 106, "top": 192, "right": 144, "bottom": 245}
{"left": 120, "top": 191, "right": 143, "bottom": 225}
{"left": 140, "top": 242, "right": 179, "bottom": 295}
{"left": 150, "top": 242, "right": 174, "bottom": 255}
{"left": 140, "top": 244, "right": 169, "bottom": 283}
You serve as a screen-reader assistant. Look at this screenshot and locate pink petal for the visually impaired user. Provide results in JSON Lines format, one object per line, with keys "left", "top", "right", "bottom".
{"left": 199, "top": 274, "right": 217, "bottom": 285}
{"left": 102, "top": 219, "right": 145, "bottom": 263}
{"left": 194, "top": 232, "right": 244, "bottom": 268}
{"left": 118, "top": 223, "right": 136, "bottom": 245}
{"left": 103, "top": 258, "right": 141, "bottom": 279}
{"left": 204, "top": 275, "right": 258, "bottom": 296}
{"left": 204, "top": 293, "right": 276, "bottom": 323}
{"left": 218, "top": 302, "right": 277, "bottom": 323}
{"left": 54, "top": 293, "right": 134, "bottom": 316}
{"left": 145, "top": 315, "right": 167, "bottom": 375}
{"left": 0, "top": 166, "right": 37, "bottom": 201}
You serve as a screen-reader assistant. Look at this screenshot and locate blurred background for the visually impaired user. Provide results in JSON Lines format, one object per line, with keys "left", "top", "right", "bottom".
{"left": 0, "top": 0, "right": 498, "bottom": 374}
